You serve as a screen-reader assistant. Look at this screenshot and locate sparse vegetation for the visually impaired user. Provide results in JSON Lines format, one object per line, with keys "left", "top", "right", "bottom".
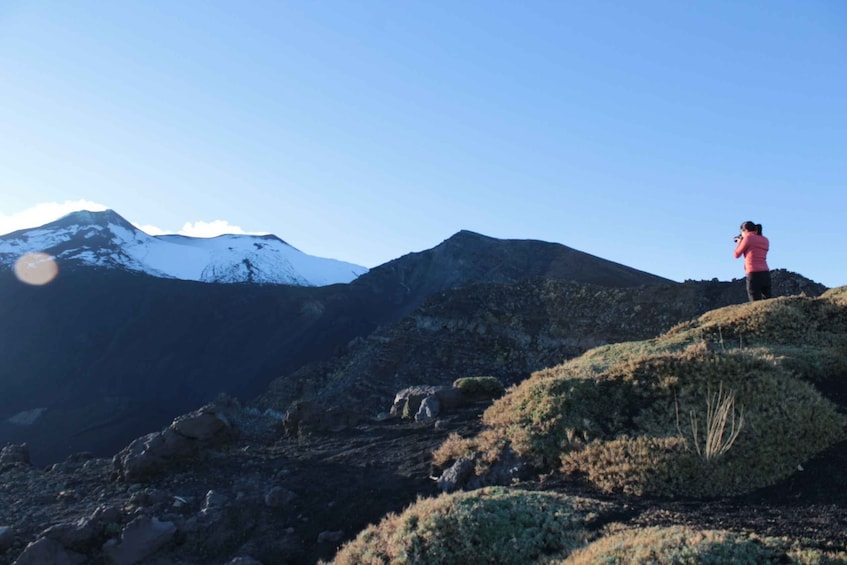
{"left": 326, "top": 487, "right": 608, "bottom": 565}
{"left": 435, "top": 292, "right": 847, "bottom": 498}
{"left": 453, "top": 375, "right": 505, "bottom": 398}
{"left": 557, "top": 525, "right": 847, "bottom": 564}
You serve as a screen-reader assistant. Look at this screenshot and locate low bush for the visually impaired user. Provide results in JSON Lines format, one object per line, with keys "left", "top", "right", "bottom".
{"left": 558, "top": 525, "right": 847, "bottom": 564}
{"left": 453, "top": 375, "right": 505, "bottom": 398}
{"left": 326, "top": 487, "right": 607, "bottom": 565}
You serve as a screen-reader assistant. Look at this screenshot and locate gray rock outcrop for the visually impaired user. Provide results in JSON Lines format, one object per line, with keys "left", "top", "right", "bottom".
{"left": 113, "top": 404, "right": 235, "bottom": 482}
{"left": 390, "top": 385, "right": 466, "bottom": 420}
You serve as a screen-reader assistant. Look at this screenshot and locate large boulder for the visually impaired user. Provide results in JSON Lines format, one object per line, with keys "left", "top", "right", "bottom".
{"left": 0, "top": 443, "right": 31, "bottom": 467}
{"left": 101, "top": 516, "right": 177, "bottom": 565}
{"left": 12, "top": 537, "right": 86, "bottom": 565}
{"left": 282, "top": 401, "right": 356, "bottom": 437}
{"left": 390, "top": 385, "right": 466, "bottom": 420}
{"left": 113, "top": 404, "right": 235, "bottom": 482}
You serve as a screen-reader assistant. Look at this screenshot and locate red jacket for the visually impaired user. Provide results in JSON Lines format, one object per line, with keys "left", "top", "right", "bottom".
{"left": 734, "top": 233, "right": 769, "bottom": 274}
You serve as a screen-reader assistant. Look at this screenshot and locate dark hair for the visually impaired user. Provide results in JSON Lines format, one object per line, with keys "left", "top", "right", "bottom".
{"left": 740, "top": 221, "right": 763, "bottom": 235}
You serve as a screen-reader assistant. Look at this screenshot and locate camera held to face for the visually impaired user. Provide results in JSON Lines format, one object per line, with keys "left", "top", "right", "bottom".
{"left": 733, "top": 234, "right": 743, "bottom": 243}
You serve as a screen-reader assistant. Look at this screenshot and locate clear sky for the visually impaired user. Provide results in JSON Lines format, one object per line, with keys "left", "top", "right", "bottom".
{"left": 1, "top": 1, "right": 845, "bottom": 287}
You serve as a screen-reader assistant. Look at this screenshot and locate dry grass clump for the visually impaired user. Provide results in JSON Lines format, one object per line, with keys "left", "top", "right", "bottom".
{"left": 431, "top": 428, "right": 508, "bottom": 474}
{"left": 326, "top": 487, "right": 605, "bottom": 565}
{"left": 557, "top": 525, "right": 847, "bottom": 564}
{"left": 823, "top": 285, "right": 847, "bottom": 307}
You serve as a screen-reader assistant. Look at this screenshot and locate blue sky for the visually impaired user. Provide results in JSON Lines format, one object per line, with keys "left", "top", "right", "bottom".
{"left": 1, "top": 1, "right": 845, "bottom": 287}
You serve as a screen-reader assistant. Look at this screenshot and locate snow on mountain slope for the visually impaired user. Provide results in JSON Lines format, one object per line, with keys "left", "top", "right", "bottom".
{"left": 0, "top": 209, "right": 368, "bottom": 286}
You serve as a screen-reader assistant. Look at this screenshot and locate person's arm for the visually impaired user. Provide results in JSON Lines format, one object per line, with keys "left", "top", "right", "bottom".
{"left": 733, "top": 235, "right": 748, "bottom": 259}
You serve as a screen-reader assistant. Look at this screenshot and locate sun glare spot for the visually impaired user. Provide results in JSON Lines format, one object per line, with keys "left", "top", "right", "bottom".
{"left": 14, "top": 252, "right": 59, "bottom": 285}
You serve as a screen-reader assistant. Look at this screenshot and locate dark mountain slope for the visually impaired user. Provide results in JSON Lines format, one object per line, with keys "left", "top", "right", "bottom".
{"left": 0, "top": 269, "right": 356, "bottom": 464}
{"left": 351, "top": 230, "right": 673, "bottom": 319}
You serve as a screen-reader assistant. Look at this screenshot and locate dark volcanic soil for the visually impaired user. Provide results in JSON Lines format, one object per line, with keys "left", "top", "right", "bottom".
{"left": 1, "top": 400, "right": 846, "bottom": 564}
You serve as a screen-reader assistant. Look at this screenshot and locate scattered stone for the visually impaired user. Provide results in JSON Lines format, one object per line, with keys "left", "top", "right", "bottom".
{"left": 12, "top": 537, "right": 86, "bottom": 565}
{"left": 41, "top": 518, "right": 97, "bottom": 552}
{"left": 0, "top": 443, "right": 31, "bottom": 467}
{"left": 89, "top": 505, "right": 122, "bottom": 526}
{"left": 225, "top": 557, "right": 264, "bottom": 565}
{"left": 317, "top": 529, "right": 344, "bottom": 544}
{"left": 414, "top": 395, "right": 440, "bottom": 422}
{"left": 264, "top": 486, "right": 296, "bottom": 508}
{"left": 112, "top": 404, "right": 235, "bottom": 482}
{"left": 466, "top": 447, "right": 527, "bottom": 490}
{"left": 283, "top": 401, "right": 356, "bottom": 436}
{"left": 0, "top": 525, "right": 14, "bottom": 552}
{"left": 202, "top": 490, "right": 228, "bottom": 514}
{"left": 172, "top": 409, "right": 231, "bottom": 441}
{"left": 129, "top": 488, "right": 166, "bottom": 508}
{"left": 391, "top": 385, "right": 466, "bottom": 420}
{"left": 56, "top": 489, "right": 77, "bottom": 502}
{"left": 102, "top": 516, "right": 176, "bottom": 565}
{"left": 436, "top": 456, "right": 475, "bottom": 492}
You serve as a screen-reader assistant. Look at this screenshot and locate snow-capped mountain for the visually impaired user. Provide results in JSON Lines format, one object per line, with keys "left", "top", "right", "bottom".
{"left": 0, "top": 209, "right": 368, "bottom": 285}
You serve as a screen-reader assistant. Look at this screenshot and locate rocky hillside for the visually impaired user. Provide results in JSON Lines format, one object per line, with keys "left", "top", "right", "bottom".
{"left": 258, "top": 269, "right": 826, "bottom": 421}
{"left": 0, "top": 285, "right": 844, "bottom": 565}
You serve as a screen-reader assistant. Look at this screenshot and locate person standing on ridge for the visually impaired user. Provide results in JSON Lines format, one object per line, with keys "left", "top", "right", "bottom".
{"left": 733, "top": 220, "right": 771, "bottom": 301}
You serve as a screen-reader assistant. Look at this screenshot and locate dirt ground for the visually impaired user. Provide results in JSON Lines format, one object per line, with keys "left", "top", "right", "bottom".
{"left": 275, "top": 400, "right": 847, "bottom": 563}
{"left": 1, "top": 400, "right": 845, "bottom": 564}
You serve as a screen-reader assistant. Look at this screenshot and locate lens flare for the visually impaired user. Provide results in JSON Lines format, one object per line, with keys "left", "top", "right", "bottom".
{"left": 14, "top": 252, "right": 59, "bottom": 285}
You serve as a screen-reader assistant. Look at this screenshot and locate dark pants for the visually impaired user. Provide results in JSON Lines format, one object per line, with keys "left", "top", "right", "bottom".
{"left": 746, "top": 270, "right": 772, "bottom": 302}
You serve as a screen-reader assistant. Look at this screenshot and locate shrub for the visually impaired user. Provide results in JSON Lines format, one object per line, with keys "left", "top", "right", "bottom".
{"left": 823, "top": 285, "right": 847, "bottom": 307}
{"left": 571, "top": 294, "right": 847, "bottom": 396}
{"left": 467, "top": 346, "right": 844, "bottom": 497}
{"left": 453, "top": 376, "right": 505, "bottom": 398}
{"left": 668, "top": 295, "right": 847, "bottom": 392}
{"left": 326, "top": 487, "right": 606, "bottom": 565}
{"left": 557, "top": 525, "right": 843, "bottom": 564}
{"left": 561, "top": 436, "right": 698, "bottom": 497}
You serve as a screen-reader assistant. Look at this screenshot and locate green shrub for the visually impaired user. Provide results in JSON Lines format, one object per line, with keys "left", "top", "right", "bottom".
{"left": 561, "top": 436, "right": 698, "bottom": 497}
{"left": 469, "top": 346, "right": 844, "bottom": 497}
{"left": 326, "top": 487, "right": 606, "bottom": 565}
{"left": 666, "top": 295, "right": 847, "bottom": 392}
{"left": 557, "top": 525, "right": 845, "bottom": 564}
{"left": 453, "top": 376, "right": 505, "bottom": 398}
{"left": 567, "top": 293, "right": 847, "bottom": 397}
